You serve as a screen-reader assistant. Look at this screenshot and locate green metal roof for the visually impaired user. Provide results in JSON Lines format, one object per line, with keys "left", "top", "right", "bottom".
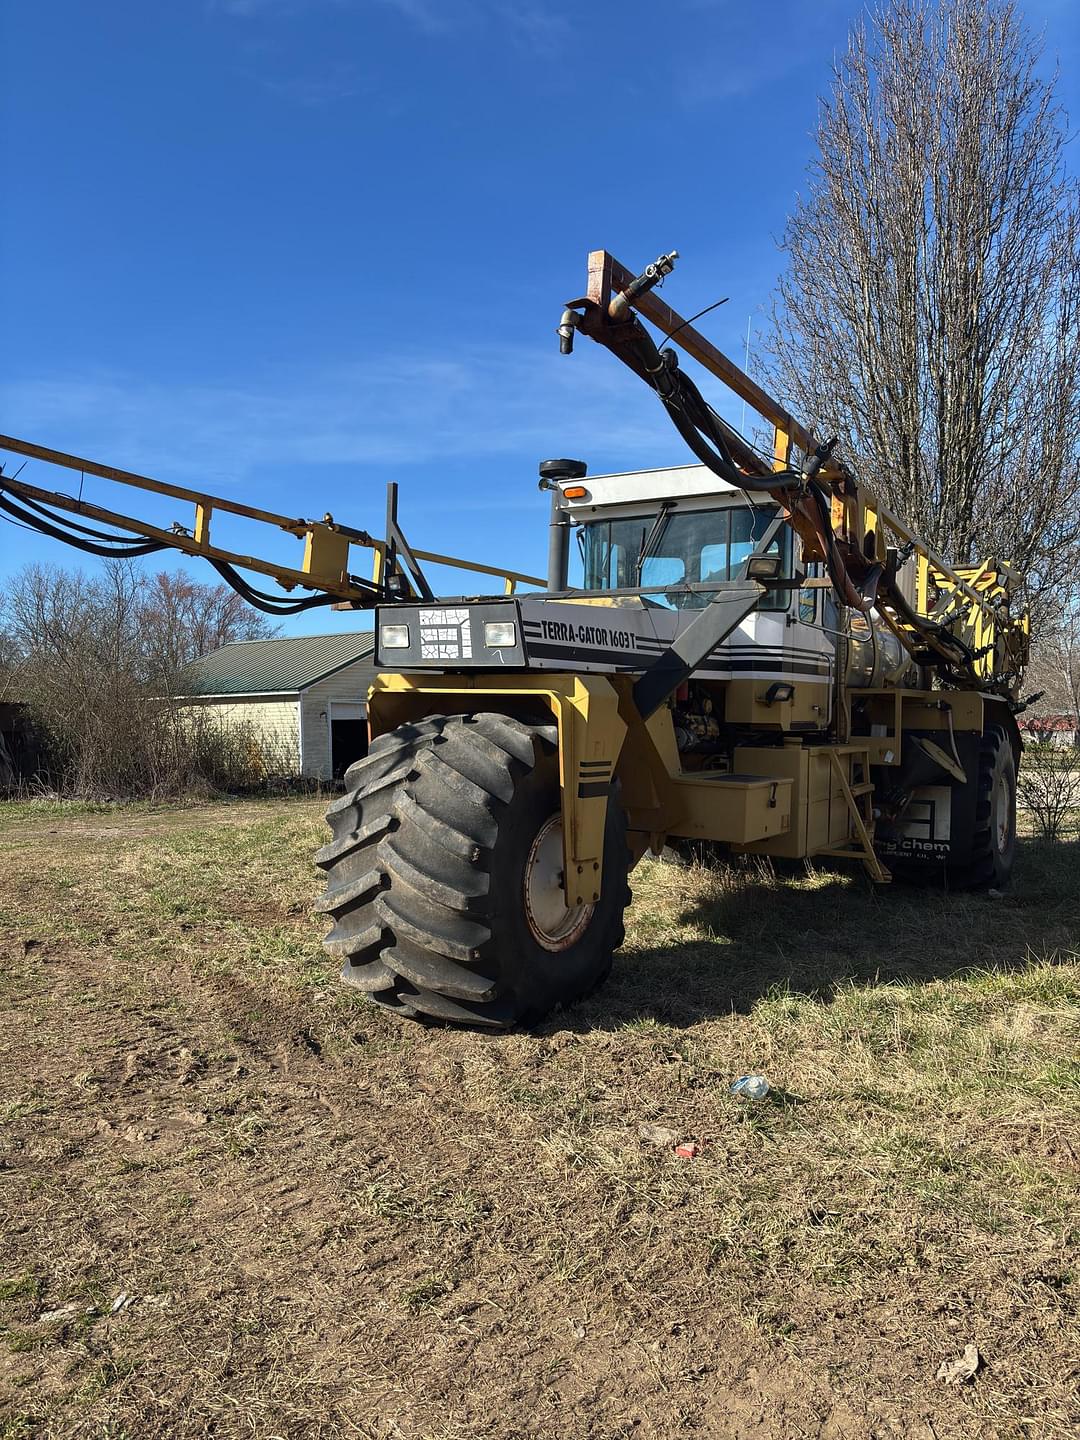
{"left": 176, "top": 630, "right": 375, "bottom": 697}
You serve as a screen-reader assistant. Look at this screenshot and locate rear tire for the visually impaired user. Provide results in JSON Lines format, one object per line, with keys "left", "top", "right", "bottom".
{"left": 889, "top": 722, "right": 1018, "bottom": 890}
{"left": 315, "top": 713, "right": 631, "bottom": 1027}
{"left": 951, "top": 723, "right": 1016, "bottom": 889}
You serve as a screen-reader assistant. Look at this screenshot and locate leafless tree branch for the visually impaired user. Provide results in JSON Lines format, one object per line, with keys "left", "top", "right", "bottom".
{"left": 765, "top": 0, "right": 1080, "bottom": 636}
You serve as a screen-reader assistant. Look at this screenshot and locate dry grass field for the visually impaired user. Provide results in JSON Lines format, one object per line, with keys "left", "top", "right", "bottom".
{"left": 0, "top": 797, "right": 1077, "bottom": 1439}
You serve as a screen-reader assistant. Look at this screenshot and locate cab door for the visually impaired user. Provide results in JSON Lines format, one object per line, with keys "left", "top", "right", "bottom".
{"left": 785, "top": 557, "right": 838, "bottom": 707}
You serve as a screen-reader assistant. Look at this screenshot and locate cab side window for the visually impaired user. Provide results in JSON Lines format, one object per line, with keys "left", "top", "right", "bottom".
{"left": 798, "top": 561, "right": 821, "bottom": 624}
{"left": 733, "top": 509, "right": 792, "bottom": 612}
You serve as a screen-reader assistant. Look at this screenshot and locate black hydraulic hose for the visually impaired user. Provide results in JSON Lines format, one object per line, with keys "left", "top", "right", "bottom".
{"left": 660, "top": 392, "right": 742, "bottom": 483}
{"left": 624, "top": 331, "right": 745, "bottom": 486}
{"left": 9, "top": 487, "right": 170, "bottom": 544}
{"left": 0, "top": 481, "right": 360, "bottom": 618}
{"left": 0, "top": 490, "right": 168, "bottom": 559}
{"left": 802, "top": 477, "right": 877, "bottom": 612}
{"left": 207, "top": 559, "right": 340, "bottom": 615}
{"left": 882, "top": 580, "right": 975, "bottom": 669}
{"left": 622, "top": 323, "right": 799, "bottom": 493}
{"left": 663, "top": 388, "right": 741, "bottom": 482}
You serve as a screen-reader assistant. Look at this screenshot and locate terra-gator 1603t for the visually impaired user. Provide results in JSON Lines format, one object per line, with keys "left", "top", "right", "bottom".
{"left": 0, "top": 249, "right": 1030, "bottom": 1028}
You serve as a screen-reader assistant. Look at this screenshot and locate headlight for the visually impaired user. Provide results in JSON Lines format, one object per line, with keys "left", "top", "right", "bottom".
{"left": 380, "top": 624, "right": 410, "bottom": 649}
{"left": 484, "top": 621, "right": 517, "bottom": 648}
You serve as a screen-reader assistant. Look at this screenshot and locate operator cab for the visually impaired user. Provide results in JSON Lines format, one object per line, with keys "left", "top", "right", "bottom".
{"left": 578, "top": 503, "right": 791, "bottom": 610}
{"left": 552, "top": 462, "right": 837, "bottom": 736}
{"left": 556, "top": 462, "right": 793, "bottom": 610}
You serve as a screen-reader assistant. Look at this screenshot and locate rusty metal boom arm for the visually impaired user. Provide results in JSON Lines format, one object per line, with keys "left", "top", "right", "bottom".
{"left": 561, "top": 251, "right": 1028, "bottom": 699}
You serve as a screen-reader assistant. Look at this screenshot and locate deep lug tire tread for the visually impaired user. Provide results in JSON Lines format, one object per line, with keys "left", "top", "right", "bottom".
{"left": 949, "top": 723, "right": 1016, "bottom": 890}
{"left": 316, "top": 712, "right": 630, "bottom": 1027}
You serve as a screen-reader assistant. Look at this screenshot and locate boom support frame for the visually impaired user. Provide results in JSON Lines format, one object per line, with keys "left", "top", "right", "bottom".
{"left": 0, "top": 434, "right": 543, "bottom": 610}
{"left": 561, "top": 251, "right": 1029, "bottom": 701}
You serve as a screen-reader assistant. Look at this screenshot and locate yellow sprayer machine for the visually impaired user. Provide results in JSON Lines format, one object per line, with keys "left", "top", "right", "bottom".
{"left": 0, "top": 250, "right": 1031, "bottom": 1028}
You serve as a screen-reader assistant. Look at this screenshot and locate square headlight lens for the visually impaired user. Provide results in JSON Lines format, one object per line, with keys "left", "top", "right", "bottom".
{"left": 484, "top": 621, "right": 517, "bottom": 648}
{"left": 747, "top": 555, "right": 782, "bottom": 581}
{"left": 380, "top": 624, "right": 410, "bottom": 649}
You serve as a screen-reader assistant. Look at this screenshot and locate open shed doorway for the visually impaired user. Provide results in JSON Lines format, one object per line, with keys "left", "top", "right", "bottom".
{"left": 329, "top": 701, "right": 369, "bottom": 780}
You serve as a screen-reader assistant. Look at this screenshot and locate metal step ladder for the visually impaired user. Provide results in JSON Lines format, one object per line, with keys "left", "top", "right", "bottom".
{"left": 818, "top": 745, "right": 891, "bottom": 884}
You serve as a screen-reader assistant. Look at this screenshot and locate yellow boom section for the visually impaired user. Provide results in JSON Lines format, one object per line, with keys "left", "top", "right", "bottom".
{"left": 0, "top": 434, "right": 543, "bottom": 604}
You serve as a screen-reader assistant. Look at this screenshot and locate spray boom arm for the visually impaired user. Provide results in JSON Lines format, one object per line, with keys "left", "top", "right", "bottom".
{"left": 0, "top": 435, "right": 542, "bottom": 615}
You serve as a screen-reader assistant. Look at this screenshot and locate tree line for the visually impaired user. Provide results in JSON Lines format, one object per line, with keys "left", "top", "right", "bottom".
{"left": 0, "top": 561, "right": 277, "bottom": 796}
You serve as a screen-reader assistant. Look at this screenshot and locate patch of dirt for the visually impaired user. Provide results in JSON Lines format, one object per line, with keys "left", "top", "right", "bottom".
{"left": 1, "top": 803, "right": 1076, "bottom": 1439}
{"left": 0, "top": 799, "right": 305, "bottom": 844}
{"left": 0, "top": 943, "right": 1003, "bottom": 1438}
{"left": 2, "top": 955, "right": 736, "bottom": 1433}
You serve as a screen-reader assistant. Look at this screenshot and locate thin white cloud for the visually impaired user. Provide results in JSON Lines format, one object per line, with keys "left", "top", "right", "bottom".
{"left": 674, "top": 0, "right": 854, "bottom": 105}
{"left": 372, "top": 0, "right": 453, "bottom": 35}
{"left": 489, "top": 0, "right": 569, "bottom": 54}
{"left": 0, "top": 344, "right": 684, "bottom": 493}
{"left": 261, "top": 60, "right": 368, "bottom": 105}
{"left": 208, "top": 0, "right": 300, "bottom": 15}
{"left": 373, "top": 0, "right": 570, "bottom": 51}
{"left": 218, "top": 0, "right": 571, "bottom": 51}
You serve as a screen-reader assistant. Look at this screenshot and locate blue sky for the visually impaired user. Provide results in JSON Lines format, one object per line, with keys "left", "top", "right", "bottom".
{"left": 2, "top": 0, "right": 1078, "bottom": 634}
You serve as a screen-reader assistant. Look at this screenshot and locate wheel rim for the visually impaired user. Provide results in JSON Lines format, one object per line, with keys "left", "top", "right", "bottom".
{"left": 523, "top": 813, "right": 595, "bottom": 951}
{"left": 996, "top": 771, "right": 1012, "bottom": 853}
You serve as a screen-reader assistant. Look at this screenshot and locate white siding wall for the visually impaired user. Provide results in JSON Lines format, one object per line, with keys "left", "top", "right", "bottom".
{"left": 299, "top": 659, "right": 379, "bottom": 780}
{"left": 180, "top": 698, "right": 301, "bottom": 776}
{"left": 178, "top": 654, "right": 378, "bottom": 783}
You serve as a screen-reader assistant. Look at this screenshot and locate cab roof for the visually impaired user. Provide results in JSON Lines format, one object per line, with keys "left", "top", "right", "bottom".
{"left": 557, "top": 462, "right": 774, "bottom": 514}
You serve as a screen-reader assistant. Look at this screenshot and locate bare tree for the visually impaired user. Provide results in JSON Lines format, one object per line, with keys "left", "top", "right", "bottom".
{"left": 3, "top": 562, "right": 148, "bottom": 792}
{"left": 1017, "top": 741, "right": 1080, "bottom": 840}
{"left": 766, "top": 0, "right": 1080, "bottom": 631}
{"left": 0, "top": 562, "right": 278, "bottom": 795}
{"left": 136, "top": 570, "right": 277, "bottom": 690}
{"left": 1028, "top": 600, "right": 1080, "bottom": 733}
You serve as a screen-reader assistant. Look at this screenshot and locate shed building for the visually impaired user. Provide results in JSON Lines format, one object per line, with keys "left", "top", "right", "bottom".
{"left": 176, "top": 631, "right": 377, "bottom": 781}
{"left": 1019, "top": 713, "right": 1079, "bottom": 748}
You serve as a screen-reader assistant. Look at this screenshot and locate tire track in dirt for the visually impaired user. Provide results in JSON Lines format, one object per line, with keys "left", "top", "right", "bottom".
{"left": 0, "top": 935, "right": 886, "bottom": 1439}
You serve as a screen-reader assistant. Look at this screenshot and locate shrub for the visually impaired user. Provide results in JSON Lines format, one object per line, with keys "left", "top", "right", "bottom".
{"left": 1017, "top": 742, "right": 1080, "bottom": 842}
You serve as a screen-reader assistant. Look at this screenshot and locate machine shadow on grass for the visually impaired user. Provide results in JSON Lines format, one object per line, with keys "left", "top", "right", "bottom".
{"left": 557, "top": 837, "right": 1080, "bottom": 1032}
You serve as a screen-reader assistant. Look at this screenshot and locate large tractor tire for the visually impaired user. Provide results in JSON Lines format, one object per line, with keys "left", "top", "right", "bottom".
{"left": 315, "top": 712, "right": 631, "bottom": 1028}
{"left": 951, "top": 722, "right": 1017, "bottom": 889}
{"left": 888, "top": 721, "right": 1018, "bottom": 890}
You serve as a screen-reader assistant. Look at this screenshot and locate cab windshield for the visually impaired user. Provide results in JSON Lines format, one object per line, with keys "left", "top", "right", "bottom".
{"left": 577, "top": 504, "right": 790, "bottom": 610}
